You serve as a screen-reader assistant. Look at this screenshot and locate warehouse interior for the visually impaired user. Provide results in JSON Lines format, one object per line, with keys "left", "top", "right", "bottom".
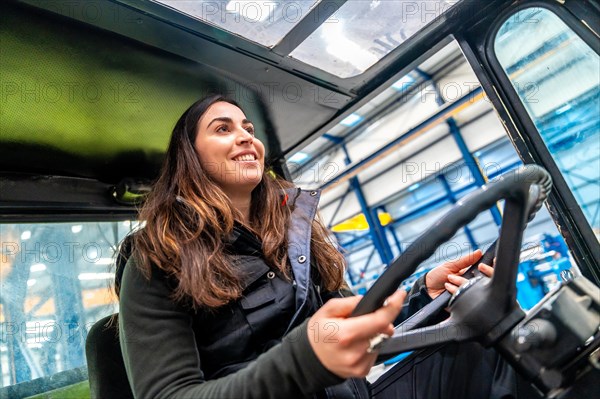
{"left": 1, "top": 1, "right": 598, "bottom": 392}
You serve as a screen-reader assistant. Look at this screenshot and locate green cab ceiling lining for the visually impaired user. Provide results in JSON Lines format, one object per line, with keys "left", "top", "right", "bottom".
{"left": 0, "top": 2, "right": 274, "bottom": 183}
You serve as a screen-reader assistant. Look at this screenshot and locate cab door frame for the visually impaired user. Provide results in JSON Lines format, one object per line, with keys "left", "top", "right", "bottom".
{"left": 454, "top": 0, "right": 600, "bottom": 284}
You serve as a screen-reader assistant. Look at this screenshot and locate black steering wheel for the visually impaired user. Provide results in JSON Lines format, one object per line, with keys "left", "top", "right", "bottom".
{"left": 351, "top": 164, "right": 552, "bottom": 356}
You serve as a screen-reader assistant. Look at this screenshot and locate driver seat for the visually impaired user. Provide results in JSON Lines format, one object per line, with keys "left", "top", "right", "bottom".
{"left": 85, "top": 314, "right": 134, "bottom": 399}
{"left": 86, "top": 235, "right": 135, "bottom": 399}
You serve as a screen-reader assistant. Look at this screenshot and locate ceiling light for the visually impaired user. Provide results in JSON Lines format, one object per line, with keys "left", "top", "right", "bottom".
{"left": 340, "top": 113, "right": 363, "bottom": 127}
{"left": 556, "top": 104, "right": 571, "bottom": 114}
{"left": 30, "top": 263, "right": 46, "bottom": 272}
{"left": 225, "top": 1, "right": 277, "bottom": 22}
{"left": 78, "top": 273, "right": 114, "bottom": 281}
{"left": 392, "top": 75, "right": 415, "bottom": 91}
{"left": 408, "top": 183, "right": 421, "bottom": 192}
{"left": 288, "top": 152, "right": 309, "bottom": 164}
{"left": 323, "top": 23, "right": 379, "bottom": 72}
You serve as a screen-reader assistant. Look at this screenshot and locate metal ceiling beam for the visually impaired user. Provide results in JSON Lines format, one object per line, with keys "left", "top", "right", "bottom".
{"left": 272, "top": 0, "right": 347, "bottom": 56}
{"left": 289, "top": 52, "right": 465, "bottom": 178}
{"left": 319, "top": 87, "right": 484, "bottom": 191}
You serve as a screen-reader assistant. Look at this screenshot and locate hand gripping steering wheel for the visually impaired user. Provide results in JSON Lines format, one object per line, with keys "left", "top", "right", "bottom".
{"left": 350, "top": 164, "right": 552, "bottom": 355}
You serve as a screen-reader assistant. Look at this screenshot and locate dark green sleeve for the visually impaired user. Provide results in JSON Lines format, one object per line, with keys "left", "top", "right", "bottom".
{"left": 395, "top": 274, "right": 434, "bottom": 324}
{"left": 119, "top": 258, "right": 344, "bottom": 399}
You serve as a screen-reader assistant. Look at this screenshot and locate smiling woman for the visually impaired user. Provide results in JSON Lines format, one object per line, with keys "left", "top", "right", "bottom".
{"left": 100, "top": 92, "right": 502, "bottom": 399}
{"left": 194, "top": 99, "right": 266, "bottom": 218}
{"left": 126, "top": 93, "right": 348, "bottom": 309}
{"left": 113, "top": 94, "right": 381, "bottom": 398}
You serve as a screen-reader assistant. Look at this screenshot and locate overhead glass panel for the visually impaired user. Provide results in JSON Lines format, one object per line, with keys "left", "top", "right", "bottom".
{"left": 290, "top": 0, "right": 460, "bottom": 78}
{"left": 154, "top": 0, "right": 320, "bottom": 48}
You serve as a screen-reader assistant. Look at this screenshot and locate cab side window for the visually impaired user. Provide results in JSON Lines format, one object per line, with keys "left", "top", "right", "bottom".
{"left": 0, "top": 222, "right": 134, "bottom": 388}
{"left": 494, "top": 7, "right": 600, "bottom": 239}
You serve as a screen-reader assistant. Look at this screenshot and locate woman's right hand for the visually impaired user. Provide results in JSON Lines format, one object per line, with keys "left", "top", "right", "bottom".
{"left": 307, "top": 290, "right": 406, "bottom": 379}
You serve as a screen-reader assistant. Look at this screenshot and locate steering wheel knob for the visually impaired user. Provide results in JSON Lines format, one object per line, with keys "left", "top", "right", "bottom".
{"left": 448, "top": 275, "right": 484, "bottom": 308}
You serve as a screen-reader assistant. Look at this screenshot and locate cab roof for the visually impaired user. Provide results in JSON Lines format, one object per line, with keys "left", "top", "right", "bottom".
{"left": 0, "top": 0, "right": 508, "bottom": 219}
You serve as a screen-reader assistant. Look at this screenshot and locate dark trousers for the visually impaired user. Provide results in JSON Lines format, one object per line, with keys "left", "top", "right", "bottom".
{"left": 371, "top": 342, "right": 524, "bottom": 399}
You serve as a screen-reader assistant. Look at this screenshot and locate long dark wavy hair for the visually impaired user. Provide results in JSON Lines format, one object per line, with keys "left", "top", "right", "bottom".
{"left": 133, "top": 94, "right": 346, "bottom": 309}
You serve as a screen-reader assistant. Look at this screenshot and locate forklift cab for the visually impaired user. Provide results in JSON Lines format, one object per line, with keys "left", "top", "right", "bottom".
{"left": 0, "top": 1, "right": 599, "bottom": 398}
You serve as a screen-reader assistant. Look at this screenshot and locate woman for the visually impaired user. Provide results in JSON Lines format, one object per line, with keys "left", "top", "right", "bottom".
{"left": 117, "top": 95, "right": 492, "bottom": 398}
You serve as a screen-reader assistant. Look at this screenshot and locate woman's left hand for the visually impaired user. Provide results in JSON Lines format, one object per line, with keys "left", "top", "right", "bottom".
{"left": 425, "top": 250, "right": 495, "bottom": 299}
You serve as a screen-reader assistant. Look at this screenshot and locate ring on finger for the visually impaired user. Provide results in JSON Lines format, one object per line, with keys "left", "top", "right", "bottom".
{"left": 367, "top": 333, "right": 390, "bottom": 353}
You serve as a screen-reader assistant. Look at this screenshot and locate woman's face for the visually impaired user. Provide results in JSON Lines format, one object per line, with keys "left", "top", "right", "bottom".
{"left": 194, "top": 101, "right": 265, "bottom": 194}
